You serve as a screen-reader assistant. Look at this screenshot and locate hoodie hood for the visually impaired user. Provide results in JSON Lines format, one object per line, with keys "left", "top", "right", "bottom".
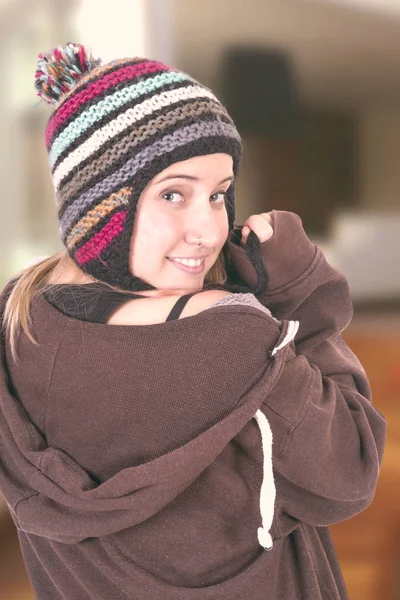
{"left": 0, "top": 283, "right": 297, "bottom": 547}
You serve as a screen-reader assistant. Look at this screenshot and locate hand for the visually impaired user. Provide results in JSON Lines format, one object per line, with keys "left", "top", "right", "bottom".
{"left": 240, "top": 212, "right": 274, "bottom": 246}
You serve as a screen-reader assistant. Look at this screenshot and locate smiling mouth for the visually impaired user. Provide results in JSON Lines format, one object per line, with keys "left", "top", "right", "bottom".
{"left": 167, "top": 257, "right": 206, "bottom": 274}
{"left": 168, "top": 257, "right": 204, "bottom": 267}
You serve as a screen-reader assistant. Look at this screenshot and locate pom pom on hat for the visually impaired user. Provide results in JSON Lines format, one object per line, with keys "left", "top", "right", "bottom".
{"left": 35, "top": 42, "right": 102, "bottom": 106}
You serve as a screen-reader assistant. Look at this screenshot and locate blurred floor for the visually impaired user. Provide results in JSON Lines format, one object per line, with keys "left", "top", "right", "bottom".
{"left": 0, "top": 512, "right": 34, "bottom": 600}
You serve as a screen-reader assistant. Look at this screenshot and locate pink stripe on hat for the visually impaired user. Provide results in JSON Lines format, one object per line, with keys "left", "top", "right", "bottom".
{"left": 46, "top": 61, "right": 169, "bottom": 148}
{"left": 74, "top": 210, "right": 128, "bottom": 265}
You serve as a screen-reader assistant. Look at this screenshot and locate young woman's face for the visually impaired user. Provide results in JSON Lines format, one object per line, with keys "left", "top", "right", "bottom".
{"left": 129, "top": 153, "right": 233, "bottom": 291}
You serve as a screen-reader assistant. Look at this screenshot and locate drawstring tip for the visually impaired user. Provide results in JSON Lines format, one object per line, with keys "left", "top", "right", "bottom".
{"left": 258, "top": 527, "right": 273, "bottom": 551}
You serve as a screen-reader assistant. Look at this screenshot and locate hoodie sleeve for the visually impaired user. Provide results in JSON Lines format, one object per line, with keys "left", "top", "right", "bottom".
{"left": 228, "top": 211, "right": 387, "bottom": 528}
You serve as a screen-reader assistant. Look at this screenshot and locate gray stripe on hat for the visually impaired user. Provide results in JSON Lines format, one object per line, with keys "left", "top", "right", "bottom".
{"left": 60, "top": 119, "right": 241, "bottom": 237}
{"left": 58, "top": 99, "right": 230, "bottom": 204}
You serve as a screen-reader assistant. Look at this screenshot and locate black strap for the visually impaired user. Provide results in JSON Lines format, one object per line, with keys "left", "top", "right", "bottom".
{"left": 166, "top": 293, "right": 198, "bottom": 322}
{"left": 102, "top": 291, "right": 199, "bottom": 323}
{"left": 44, "top": 284, "right": 200, "bottom": 324}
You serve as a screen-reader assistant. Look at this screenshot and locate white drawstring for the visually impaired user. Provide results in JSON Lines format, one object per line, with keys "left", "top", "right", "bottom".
{"left": 271, "top": 320, "right": 299, "bottom": 357}
{"left": 254, "top": 409, "right": 275, "bottom": 551}
{"left": 253, "top": 320, "right": 300, "bottom": 550}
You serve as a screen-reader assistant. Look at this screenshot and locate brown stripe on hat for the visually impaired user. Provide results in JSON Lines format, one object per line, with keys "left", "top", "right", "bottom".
{"left": 57, "top": 99, "right": 232, "bottom": 206}
{"left": 66, "top": 187, "right": 132, "bottom": 249}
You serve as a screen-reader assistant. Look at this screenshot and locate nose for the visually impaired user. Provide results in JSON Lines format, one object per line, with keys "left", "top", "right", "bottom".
{"left": 184, "top": 203, "right": 222, "bottom": 247}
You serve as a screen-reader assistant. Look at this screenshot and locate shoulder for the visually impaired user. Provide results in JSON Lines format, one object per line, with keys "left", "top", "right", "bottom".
{"left": 192, "top": 289, "right": 232, "bottom": 306}
{"left": 185, "top": 291, "right": 276, "bottom": 319}
{"left": 189, "top": 291, "right": 277, "bottom": 321}
{"left": 182, "top": 290, "right": 232, "bottom": 317}
{"left": 106, "top": 290, "right": 233, "bottom": 325}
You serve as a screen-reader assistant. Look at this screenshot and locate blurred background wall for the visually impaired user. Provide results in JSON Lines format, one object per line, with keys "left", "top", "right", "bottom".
{"left": 1, "top": 0, "right": 400, "bottom": 296}
{"left": 0, "top": 0, "right": 399, "bottom": 599}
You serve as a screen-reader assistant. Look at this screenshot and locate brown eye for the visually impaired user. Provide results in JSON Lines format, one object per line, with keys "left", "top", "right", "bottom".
{"left": 210, "top": 192, "right": 227, "bottom": 203}
{"left": 162, "top": 192, "right": 183, "bottom": 202}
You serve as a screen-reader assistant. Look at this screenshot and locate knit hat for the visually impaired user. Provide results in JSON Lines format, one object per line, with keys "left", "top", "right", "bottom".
{"left": 35, "top": 42, "right": 242, "bottom": 291}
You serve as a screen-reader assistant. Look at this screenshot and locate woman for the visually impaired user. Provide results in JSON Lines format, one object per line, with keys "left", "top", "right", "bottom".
{"left": 0, "top": 43, "right": 386, "bottom": 599}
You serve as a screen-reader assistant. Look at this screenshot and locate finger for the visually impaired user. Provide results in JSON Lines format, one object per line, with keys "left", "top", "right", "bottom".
{"left": 260, "top": 212, "right": 273, "bottom": 226}
{"left": 242, "top": 214, "right": 274, "bottom": 244}
{"left": 241, "top": 225, "right": 251, "bottom": 246}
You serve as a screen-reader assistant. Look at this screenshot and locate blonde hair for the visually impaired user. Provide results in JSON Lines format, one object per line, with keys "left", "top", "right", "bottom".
{"left": 3, "top": 250, "right": 227, "bottom": 361}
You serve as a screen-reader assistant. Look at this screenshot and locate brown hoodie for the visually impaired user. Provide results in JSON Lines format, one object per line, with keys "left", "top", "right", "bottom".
{"left": 0, "top": 211, "right": 386, "bottom": 599}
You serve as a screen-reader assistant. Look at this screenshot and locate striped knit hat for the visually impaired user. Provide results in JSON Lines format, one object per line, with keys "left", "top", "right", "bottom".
{"left": 35, "top": 42, "right": 242, "bottom": 290}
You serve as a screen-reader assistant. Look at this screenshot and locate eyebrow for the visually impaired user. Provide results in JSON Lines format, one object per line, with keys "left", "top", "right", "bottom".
{"left": 155, "top": 174, "right": 234, "bottom": 185}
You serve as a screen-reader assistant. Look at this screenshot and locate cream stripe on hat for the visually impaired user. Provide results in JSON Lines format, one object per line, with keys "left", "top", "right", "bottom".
{"left": 52, "top": 85, "right": 218, "bottom": 188}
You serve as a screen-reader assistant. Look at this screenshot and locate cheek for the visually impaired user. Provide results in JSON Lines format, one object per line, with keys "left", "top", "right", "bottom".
{"left": 131, "top": 213, "right": 175, "bottom": 259}
{"left": 218, "top": 212, "right": 230, "bottom": 243}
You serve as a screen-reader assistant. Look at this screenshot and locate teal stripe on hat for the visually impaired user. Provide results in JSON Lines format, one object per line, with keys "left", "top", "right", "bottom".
{"left": 60, "top": 119, "right": 241, "bottom": 236}
{"left": 49, "top": 71, "right": 190, "bottom": 167}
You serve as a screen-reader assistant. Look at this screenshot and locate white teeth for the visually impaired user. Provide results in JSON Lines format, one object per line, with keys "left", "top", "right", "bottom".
{"left": 170, "top": 258, "right": 203, "bottom": 267}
